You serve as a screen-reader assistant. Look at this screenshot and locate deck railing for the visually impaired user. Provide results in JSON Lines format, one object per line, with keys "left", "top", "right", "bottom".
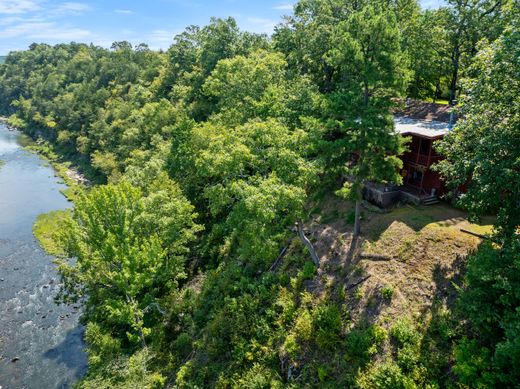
{"left": 402, "top": 152, "right": 442, "bottom": 167}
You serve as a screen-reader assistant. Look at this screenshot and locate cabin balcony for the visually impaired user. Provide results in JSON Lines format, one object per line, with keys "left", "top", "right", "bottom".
{"left": 402, "top": 152, "right": 442, "bottom": 167}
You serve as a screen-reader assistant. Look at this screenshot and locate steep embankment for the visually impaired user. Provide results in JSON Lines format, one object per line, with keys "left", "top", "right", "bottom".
{"left": 283, "top": 197, "right": 493, "bottom": 386}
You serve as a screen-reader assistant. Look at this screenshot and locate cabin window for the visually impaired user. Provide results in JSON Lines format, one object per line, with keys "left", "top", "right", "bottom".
{"left": 420, "top": 139, "right": 431, "bottom": 155}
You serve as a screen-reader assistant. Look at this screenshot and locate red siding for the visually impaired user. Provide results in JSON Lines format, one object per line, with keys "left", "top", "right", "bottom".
{"left": 400, "top": 134, "right": 447, "bottom": 195}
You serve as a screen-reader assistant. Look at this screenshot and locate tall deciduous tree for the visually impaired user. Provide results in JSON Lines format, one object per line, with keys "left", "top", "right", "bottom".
{"left": 56, "top": 180, "right": 201, "bottom": 346}
{"left": 274, "top": 0, "right": 419, "bottom": 94}
{"left": 203, "top": 50, "right": 318, "bottom": 127}
{"left": 436, "top": 14, "right": 519, "bottom": 240}
{"left": 170, "top": 118, "right": 318, "bottom": 266}
{"left": 407, "top": 8, "right": 452, "bottom": 99}
{"left": 157, "top": 17, "right": 268, "bottom": 120}
{"left": 444, "top": 0, "right": 510, "bottom": 103}
{"left": 436, "top": 12, "right": 520, "bottom": 386}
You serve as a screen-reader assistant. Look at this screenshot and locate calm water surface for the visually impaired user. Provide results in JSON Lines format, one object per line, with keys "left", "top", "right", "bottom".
{"left": 0, "top": 124, "right": 86, "bottom": 388}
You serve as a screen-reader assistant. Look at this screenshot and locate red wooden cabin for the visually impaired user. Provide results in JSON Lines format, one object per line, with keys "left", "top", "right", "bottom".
{"left": 395, "top": 116, "right": 449, "bottom": 198}
{"left": 363, "top": 114, "right": 452, "bottom": 207}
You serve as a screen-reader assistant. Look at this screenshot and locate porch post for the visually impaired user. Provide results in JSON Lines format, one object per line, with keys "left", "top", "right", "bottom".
{"left": 416, "top": 137, "right": 422, "bottom": 165}
{"left": 427, "top": 138, "right": 433, "bottom": 167}
{"left": 419, "top": 167, "right": 425, "bottom": 195}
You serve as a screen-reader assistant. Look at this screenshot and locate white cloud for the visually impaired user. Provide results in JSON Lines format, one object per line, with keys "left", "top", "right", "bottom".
{"left": 242, "top": 17, "right": 277, "bottom": 34}
{"left": 0, "top": 0, "right": 41, "bottom": 14}
{"left": 53, "top": 2, "right": 92, "bottom": 14}
{"left": 273, "top": 4, "right": 293, "bottom": 10}
{"left": 0, "top": 21, "right": 91, "bottom": 40}
{"left": 146, "top": 29, "right": 180, "bottom": 50}
{"left": 0, "top": 16, "right": 21, "bottom": 25}
{"left": 114, "top": 9, "right": 134, "bottom": 14}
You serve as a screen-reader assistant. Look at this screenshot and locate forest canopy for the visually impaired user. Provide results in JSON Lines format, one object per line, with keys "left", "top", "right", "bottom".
{"left": 0, "top": 0, "right": 517, "bottom": 387}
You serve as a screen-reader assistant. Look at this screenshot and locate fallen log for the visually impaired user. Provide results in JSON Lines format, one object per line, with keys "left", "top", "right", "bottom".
{"left": 359, "top": 253, "right": 392, "bottom": 261}
{"left": 346, "top": 275, "right": 371, "bottom": 290}
{"left": 460, "top": 228, "right": 494, "bottom": 241}
{"left": 269, "top": 246, "right": 289, "bottom": 272}
{"left": 297, "top": 220, "right": 320, "bottom": 267}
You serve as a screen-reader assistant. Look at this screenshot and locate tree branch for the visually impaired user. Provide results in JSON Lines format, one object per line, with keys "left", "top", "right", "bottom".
{"left": 296, "top": 220, "right": 320, "bottom": 267}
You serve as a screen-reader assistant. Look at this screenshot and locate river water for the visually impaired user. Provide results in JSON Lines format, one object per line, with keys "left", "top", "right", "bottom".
{"left": 0, "top": 124, "right": 86, "bottom": 388}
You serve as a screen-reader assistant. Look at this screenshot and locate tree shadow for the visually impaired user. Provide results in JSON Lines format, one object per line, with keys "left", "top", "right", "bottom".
{"left": 363, "top": 203, "right": 468, "bottom": 243}
{"left": 43, "top": 325, "right": 88, "bottom": 386}
{"left": 416, "top": 252, "right": 471, "bottom": 385}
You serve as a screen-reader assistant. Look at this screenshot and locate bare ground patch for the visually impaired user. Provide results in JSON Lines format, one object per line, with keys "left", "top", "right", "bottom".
{"left": 302, "top": 196, "right": 493, "bottom": 329}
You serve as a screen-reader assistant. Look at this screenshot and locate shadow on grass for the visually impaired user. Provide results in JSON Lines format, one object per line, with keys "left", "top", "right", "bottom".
{"left": 363, "top": 203, "right": 469, "bottom": 243}
{"left": 416, "top": 251, "right": 471, "bottom": 386}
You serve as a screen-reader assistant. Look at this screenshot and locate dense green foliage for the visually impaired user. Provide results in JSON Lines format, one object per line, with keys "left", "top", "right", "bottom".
{"left": 437, "top": 12, "right": 520, "bottom": 386}
{"left": 0, "top": 0, "right": 517, "bottom": 387}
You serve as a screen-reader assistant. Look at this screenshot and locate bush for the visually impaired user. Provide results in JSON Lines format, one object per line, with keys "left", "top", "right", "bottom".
{"left": 313, "top": 304, "right": 343, "bottom": 350}
{"left": 230, "top": 363, "right": 284, "bottom": 389}
{"left": 357, "top": 362, "right": 416, "bottom": 389}
{"left": 397, "top": 344, "right": 421, "bottom": 373}
{"left": 301, "top": 260, "right": 317, "bottom": 280}
{"left": 173, "top": 333, "right": 192, "bottom": 356}
{"left": 453, "top": 338, "right": 494, "bottom": 388}
{"left": 381, "top": 285, "right": 394, "bottom": 301}
{"left": 390, "top": 320, "right": 423, "bottom": 374}
{"left": 346, "top": 325, "right": 387, "bottom": 364}
{"left": 391, "top": 320, "right": 421, "bottom": 348}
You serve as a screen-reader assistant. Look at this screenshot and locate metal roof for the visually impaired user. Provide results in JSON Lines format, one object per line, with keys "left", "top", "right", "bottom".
{"left": 394, "top": 116, "right": 451, "bottom": 139}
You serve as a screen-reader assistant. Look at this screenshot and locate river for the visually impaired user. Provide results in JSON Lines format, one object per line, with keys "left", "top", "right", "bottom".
{"left": 0, "top": 124, "right": 86, "bottom": 388}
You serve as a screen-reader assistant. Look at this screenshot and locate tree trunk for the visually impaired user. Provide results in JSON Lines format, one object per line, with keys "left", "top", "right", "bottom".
{"left": 449, "top": 38, "right": 461, "bottom": 105}
{"left": 322, "top": 59, "right": 335, "bottom": 93}
{"left": 363, "top": 80, "right": 370, "bottom": 107}
{"left": 354, "top": 199, "right": 362, "bottom": 237}
{"left": 434, "top": 80, "right": 441, "bottom": 103}
{"left": 297, "top": 220, "right": 320, "bottom": 267}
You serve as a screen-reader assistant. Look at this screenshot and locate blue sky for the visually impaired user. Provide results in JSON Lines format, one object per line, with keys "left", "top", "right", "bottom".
{"left": 0, "top": 0, "right": 444, "bottom": 54}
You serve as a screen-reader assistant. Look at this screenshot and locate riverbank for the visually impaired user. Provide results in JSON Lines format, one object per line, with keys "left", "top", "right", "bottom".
{"left": 21, "top": 138, "right": 90, "bottom": 255}
{"left": 23, "top": 139, "right": 90, "bottom": 202}
{"left": 0, "top": 123, "right": 87, "bottom": 387}
{"left": 2, "top": 120, "right": 89, "bottom": 284}
{"left": 2, "top": 115, "right": 92, "bottom": 201}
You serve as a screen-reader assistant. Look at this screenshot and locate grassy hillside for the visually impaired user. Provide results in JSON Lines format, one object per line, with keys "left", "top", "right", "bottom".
{"left": 271, "top": 198, "right": 495, "bottom": 386}
{"left": 310, "top": 198, "right": 493, "bottom": 318}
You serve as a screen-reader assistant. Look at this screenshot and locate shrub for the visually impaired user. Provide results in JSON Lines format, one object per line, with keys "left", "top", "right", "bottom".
{"left": 356, "top": 362, "right": 416, "bottom": 389}
{"left": 301, "top": 260, "right": 317, "bottom": 280}
{"left": 282, "top": 334, "right": 300, "bottom": 358}
{"left": 354, "top": 287, "right": 364, "bottom": 300}
{"left": 381, "top": 285, "right": 394, "bottom": 300}
{"left": 231, "top": 363, "right": 284, "bottom": 389}
{"left": 397, "top": 344, "right": 421, "bottom": 373}
{"left": 173, "top": 333, "right": 192, "bottom": 356}
{"left": 453, "top": 338, "right": 494, "bottom": 388}
{"left": 391, "top": 320, "right": 421, "bottom": 348}
{"left": 346, "top": 325, "right": 387, "bottom": 364}
{"left": 313, "top": 304, "right": 343, "bottom": 350}
{"left": 294, "top": 309, "right": 313, "bottom": 341}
